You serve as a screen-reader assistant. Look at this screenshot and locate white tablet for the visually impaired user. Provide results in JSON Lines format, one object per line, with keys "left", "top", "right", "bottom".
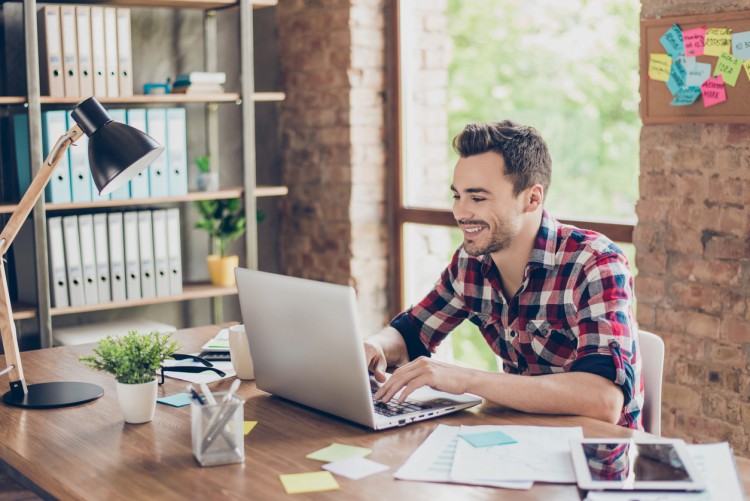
{"left": 569, "top": 438, "right": 706, "bottom": 491}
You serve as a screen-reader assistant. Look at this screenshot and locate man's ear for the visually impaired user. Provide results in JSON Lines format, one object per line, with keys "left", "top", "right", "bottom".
{"left": 525, "top": 184, "right": 544, "bottom": 212}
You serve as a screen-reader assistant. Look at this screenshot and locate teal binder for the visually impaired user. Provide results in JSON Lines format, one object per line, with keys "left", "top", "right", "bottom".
{"left": 166, "top": 108, "right": 188, "bottom": 196}
{"left": 42, "top": 110, "right": 73, "bottom": 203}
{"left": 12, "top": 113, "right": 32, "bottom": 197}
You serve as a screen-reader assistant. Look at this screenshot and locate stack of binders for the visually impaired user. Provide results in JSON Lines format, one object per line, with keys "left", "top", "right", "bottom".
{"left": 171, "top": 72, "right": 226, "bottom": 94}
{"left": 47, "top": 209, "right": 184, "bottom": 308}
{"left": 38, "top": 5, "right": 133, "bottom": 98}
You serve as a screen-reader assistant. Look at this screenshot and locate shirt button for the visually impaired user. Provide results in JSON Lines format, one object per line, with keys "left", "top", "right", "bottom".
{"left": 610, "top": 341, "right": 620, "bottom": 348}
{"left": 510, "top": 331, "right": 516, "bottom": 337}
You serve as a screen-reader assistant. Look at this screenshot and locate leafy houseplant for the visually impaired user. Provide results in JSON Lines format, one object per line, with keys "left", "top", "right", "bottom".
{"left": 194, "top": 155, "right": 219, "bottom": 192}
{"left": 194, "top": 198, "right": 247, "bottom": 286}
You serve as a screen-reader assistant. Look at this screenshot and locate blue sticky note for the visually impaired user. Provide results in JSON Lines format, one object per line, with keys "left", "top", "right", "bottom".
{"left": 733, "top": 30, "right": 750, "bottom": 60}
{"left": 670, "top": 86, "right": 702, "bottom": 106}
{"left": 460, "top": 430, "right": 517, "bottom": 448}
{"left": 666, "top": 60, "right": 687, "bottom": 95}
{"left": 660, "top": 24, "right": 684, "bottom": 57}
{"left": 686, "top": 62, "right": 711, "bottom": 87}
{"left": 157, "top": 393, "right": 193, "bottom": 407}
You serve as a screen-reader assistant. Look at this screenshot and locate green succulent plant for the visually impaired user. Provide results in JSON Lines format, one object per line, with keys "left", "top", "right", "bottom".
{"left": 194, "top": 155, "right": 211, "bottom": 173}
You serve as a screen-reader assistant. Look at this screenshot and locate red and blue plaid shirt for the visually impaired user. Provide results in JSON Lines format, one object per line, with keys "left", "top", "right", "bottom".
{"left": 391, "top": 211, "right": 644, "bottom": 430}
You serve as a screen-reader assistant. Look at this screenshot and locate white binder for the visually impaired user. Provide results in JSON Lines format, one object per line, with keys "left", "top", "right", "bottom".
{"left": 103, "top": 7, "right": 119, "bottom": 97}
{"left": 137, "top": 211, "right": 156, "bottom": 299}
{"left": 77, "top": 214, "right": 99, "bottom": 305}
{"left": 42, "top": 111, "right": 72, "bottom": 203}
{"left": 146, "top": 109, "right": 169, "bottom": 197}
{"left": 166, "top": 108, "right": 188, "bottom": 196}
{"left": 38, "top": 5, "right": 64, "bottom": 97}
{"left": 107, "top": 212, "right": 127, "bottom": 302}
{"left": 93, "top": 214, "right": 111, "bottom": 303}
{"left": 123, "top": 212, "right": 141, "bottom": 300}
{"left": 47, "top": 217, "right": 69, "bottom": 308}
{"left": 125, "top": 109, "right": 150, "bottom": 198}
{"left": 75, "top": 6, "right": 93, "bottom": 97}
{"left": 60, "top": 5, "right": 80, "bottom": 97}
{"left": 66, "top": 111, "right": 92, "bottom": 203}
{"left": 90, "top": 6, "right": 107, "bottom": 97}
{"left": 62, "top": 215, "right": 85, "bottom": 307}
{"left": 166, "top": 208, "right": 183, "bottom": 295}
{"left": 115, "top": 9, "right": 133, "bottom": 97}
{"left": 151, "top": 210, "right": 171, "bottom": 297}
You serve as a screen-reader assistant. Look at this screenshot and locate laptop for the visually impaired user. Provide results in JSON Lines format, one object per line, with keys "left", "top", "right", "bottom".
{"left": 235, "top": 268, "right": 482, "bottom": 430}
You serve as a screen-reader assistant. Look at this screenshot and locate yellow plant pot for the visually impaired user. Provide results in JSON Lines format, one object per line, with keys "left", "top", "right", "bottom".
{"left": 207, "top": 255, "right": 239, "bottom": 287}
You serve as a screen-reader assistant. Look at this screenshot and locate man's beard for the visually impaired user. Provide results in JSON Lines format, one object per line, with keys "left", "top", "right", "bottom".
{"left": 460, "top": 218, "right": 519, "bottom": 256}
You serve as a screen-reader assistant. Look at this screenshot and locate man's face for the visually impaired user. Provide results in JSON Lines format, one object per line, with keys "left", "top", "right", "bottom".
{"left": 451, "top": 151, "right": 524, "bottom": 256}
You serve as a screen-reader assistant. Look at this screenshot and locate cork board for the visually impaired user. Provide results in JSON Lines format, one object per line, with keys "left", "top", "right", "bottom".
{"left": 641, "top": 10, "right": 750, "bottom": 124}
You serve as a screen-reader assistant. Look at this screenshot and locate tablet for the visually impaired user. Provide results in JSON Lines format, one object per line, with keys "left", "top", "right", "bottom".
{"left": 569, "top": 438, "right": 706, "bottom": 491}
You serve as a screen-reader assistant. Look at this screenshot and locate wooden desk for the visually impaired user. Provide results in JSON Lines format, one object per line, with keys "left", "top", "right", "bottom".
{"left": 0, "top": 325, "right": 745, "bottom": 500}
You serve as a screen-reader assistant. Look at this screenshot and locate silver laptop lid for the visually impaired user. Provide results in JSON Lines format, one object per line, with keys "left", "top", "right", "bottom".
{"left": 235, "top": 268, "right": 376, "bottom": 428}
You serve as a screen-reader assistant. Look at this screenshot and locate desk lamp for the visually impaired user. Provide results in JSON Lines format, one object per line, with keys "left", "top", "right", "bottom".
{"left": 0, "top": 97, "right": 164, "bottom": 408}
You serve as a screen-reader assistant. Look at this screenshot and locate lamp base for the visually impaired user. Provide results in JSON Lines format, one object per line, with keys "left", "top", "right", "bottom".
{"left": 3, "top": 382, "right": 103, "bottom": 409}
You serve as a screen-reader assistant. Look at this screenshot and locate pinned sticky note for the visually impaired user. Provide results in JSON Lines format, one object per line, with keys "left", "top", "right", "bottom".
{"left": 732, "top": 30, "right": 750, "bottom": 60}
{"left": 660, "top": 24, "right": 684, "bottom": 57}
{"left": 686, "top": 61, "right": 712, "bottom": 87}
{"left": 670, "top": 86, "right": 702, "bottom": 106}
{"left": 460, "top": 430, "right": 517, "bottom": 448}
{"left": 683, "top": 26, "right": 707, "bottom": 56}
{"left": 279, "top": 471, "right": 339, "bottom": 494}
{"left": 704, "top": 27, "right": 733, "bottom": 57}
{"left": 156, "top": 393, "right": 193, "bottom": 407}
{"left": 675, "top": 55, "right": 696, "bottom": 71}
{"left": 322, "top": 457, "right": 390, "bottom": 480}
{"left": 701, "top": 75, "right": 727, "bottom": 108}
{"left": 648, "top": 53, "right": 672, "bottom": 82}
{"left": 243, "top": 421, "right": 257, "bottom": 435}
{"left": 666, "top": 60, "right": 687, "bottom": 95}
{"left": 306, "top": 443, "right": 372, "bottom": 463}
{"left": 714, "top": 52, "right": 742, "bottom": 87}
{"left": 743, "top": 60, "right": 750, "bottom": 84}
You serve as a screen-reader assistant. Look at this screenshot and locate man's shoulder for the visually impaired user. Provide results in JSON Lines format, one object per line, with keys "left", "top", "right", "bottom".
{"left": 556, "top": 221, "right": 624, "bottom": 261}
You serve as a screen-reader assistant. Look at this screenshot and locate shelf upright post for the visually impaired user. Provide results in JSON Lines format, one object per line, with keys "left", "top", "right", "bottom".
{"left": 240, "top": 0, "right": 257, "bottom": 271}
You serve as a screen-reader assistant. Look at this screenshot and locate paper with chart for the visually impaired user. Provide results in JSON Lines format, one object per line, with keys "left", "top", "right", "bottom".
{"left": 451, "top": 425, "right": 583, "bottom": 483}
{"left": 394, "top": 424, "right": 532, "bottom": 490}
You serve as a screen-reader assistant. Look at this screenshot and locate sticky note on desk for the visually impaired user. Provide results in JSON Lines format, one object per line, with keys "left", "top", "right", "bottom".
{"left": 243, "top": 421, "right": 257, "bottom": 435}
{"left": 460, "top": 430, "right": 517, "bottom": 448}
{"left": 322, "top": 457, "right": 389, "bottom": 480}
{"left": 156, "top": 393, "right": 193, "bottom": 407}
{"left": 279, "top": 471, "right": 339, "bottom": 494}
{"left": 306, "top": 443, "right": 371, "bottom": 463}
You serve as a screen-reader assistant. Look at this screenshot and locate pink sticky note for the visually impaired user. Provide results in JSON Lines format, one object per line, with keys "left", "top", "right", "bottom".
{"left": 701, "top": 75, "right": 727, "bottom": 108}
{"left": 683, "top": 26, "right": 707, "bottom": 56}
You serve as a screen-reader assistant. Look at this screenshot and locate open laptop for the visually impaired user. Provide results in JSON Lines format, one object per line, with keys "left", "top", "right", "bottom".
{"left": 235, "top": 268, "right": 482, "bottom": 430}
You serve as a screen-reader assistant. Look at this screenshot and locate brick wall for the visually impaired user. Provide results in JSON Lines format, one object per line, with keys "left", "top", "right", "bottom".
{"left": 637, "top": 0, "right": 750, "bottom": 456}
{"left": 277, "top": 0, "right": 389, "bottom": 334}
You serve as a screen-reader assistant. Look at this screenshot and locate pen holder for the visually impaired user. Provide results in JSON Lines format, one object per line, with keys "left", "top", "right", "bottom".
{"left": 191, "top": 392, "right": 245, "bottom": 467}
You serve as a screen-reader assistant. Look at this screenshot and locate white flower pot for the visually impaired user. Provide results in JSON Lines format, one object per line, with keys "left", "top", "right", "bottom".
{"left": 116, "top": 379, "right": 158, "bottom": 424}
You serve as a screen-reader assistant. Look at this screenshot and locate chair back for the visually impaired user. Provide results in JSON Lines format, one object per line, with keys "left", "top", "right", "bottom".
{"left": 638, "top": 329, "right": 665, "bottom": 435}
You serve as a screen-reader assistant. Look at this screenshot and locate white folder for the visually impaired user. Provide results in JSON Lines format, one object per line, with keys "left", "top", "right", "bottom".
{"left": 137, "top": 211, "right": 156, "bottom": 299}
{"left": 151, "top": 210, "right": 170, "bottom": 297}
{"left": 47, "top": 217, "right": 69, "bottom": 308}
{"left": 42, "top": 111, "right": 72, "bottom": 203}
{"left": 60, "top": 5, "right": 80, "bottom": 97}
{"left": 62, "top": 215, "right": 85, "bottom": 307}
{"left": 37, "top": 5, "right": 64, "bottom": 97}
{"left": 123, "top": 212, "right": 141, "bottom": 300}
{"left": 90, "top": 6, "right": 107, "bottom": 97}
{"left": 75, "top": 6, "right": 93, "bottom": 97}
{"left": 146, "top": 109, "right": 169, "bottom": 196}
{"left": 166, "top": 108, "right": 188, "bottom": 196}
{"left": 166, "top": 208, "right": 183, "bottom": 295}
{"left": 66, "top": 111, "right": 92, "bottom": 203}
{"left": 93, "top": 214, "right": 111, "bottom": 303}
{"left": 107, "top": 213, "right": 127, "bottom": 302}
{"left": 103, "top": 7, "right": 119, "bottom": 97}
{"left": 107, "top": 109, "right": 130, "bottom": 201}
{"left": 115, "top": 9, "right": 133, "bottom": 97}
{"left": 77, "top": 214, "right": 99, "bottom": 305}
{"left": 125, "top": 109, "right": 150, "bottom": 198}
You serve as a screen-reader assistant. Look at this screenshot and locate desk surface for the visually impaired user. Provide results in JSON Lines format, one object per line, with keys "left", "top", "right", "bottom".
{"left": 0, "top": 324, "right": 747, "bottom": 500}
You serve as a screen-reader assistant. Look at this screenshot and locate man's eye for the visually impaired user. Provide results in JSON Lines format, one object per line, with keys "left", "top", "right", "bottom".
{"left": 472, "top": 197, "right": 486, "bottom": 202}
{"left": 451, "top": 194, "right": 460, "bottom": 200}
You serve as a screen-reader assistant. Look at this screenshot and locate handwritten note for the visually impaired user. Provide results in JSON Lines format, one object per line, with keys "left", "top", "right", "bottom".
{"left": 666, "top": 60, "right": 687, "bottom": 95}
{"left": 701, "top": 75, "right": 727, "bottom": 107}
{"left": 670, "top": 86, "right": 702, "bottom": 106}
{"left": 686, "top": 61, "right": 712, "bottom": 87}
{"left": 704, "top": 27, "right": 733, "bottom": 57}
{"left": 648, "top": 53, "right": 672, "bottom": 82}
{"left": 733, "top": 30, "right": 750, "bottom": 60}
{"left": 676, "top": 55, "right": 696, "bottom": 70}
{"left": 279, "top": 472, "right": 339, "bottom": 494}
{"left": 683, "top": 26, "right": 707, "bottom": 56}
{"left": 714, "top": 52, "right": 742, "bottom": 86}
{"left": 660, "top": 24, "right": 684, "bottom": 56}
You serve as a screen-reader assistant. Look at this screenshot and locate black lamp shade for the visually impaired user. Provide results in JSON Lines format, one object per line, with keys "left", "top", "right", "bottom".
{"left": 71, "top": 97, "right": 164, "bottom": 196}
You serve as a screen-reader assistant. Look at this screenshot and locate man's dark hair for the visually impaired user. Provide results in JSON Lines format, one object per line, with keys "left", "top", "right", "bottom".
{"left": 452, "top": 120, "right": 552, "bottom": 197}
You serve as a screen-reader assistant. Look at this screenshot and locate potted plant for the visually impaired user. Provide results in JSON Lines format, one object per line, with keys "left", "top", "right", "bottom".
{"left": 194, "top": 197, "right": 247, "bottom": 287}
{"left": 194, "top": 155, "right": 219, "bottom": 192}
{"left": 79, "top": 331, "right": 180, "bottom": 424}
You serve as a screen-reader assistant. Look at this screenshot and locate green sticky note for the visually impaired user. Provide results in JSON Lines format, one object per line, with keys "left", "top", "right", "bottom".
{"left": 156, "top": 393, "right": 193, "bottom": 407}
{"left": 243, "top": 421, "right": 257, "bottom": 435}
{"left": 306, "top": 443, "right": 371, "bottom": 463}
{"left": 460, "top": 430, "right": 517, "bottom": 448}
{"left": 714, "top": 52, "right": 742, "bottom": 87}
{"left": 279, "top": 471, "right": 339, "bottom": 494}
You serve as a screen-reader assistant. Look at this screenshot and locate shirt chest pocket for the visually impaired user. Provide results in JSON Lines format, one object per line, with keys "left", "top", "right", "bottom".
{"left": 525, "top": 319, "right": 575, "bottom": 343}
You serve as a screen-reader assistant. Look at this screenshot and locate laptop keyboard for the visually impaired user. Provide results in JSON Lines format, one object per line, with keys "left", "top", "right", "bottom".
{"left": 371, "top": 388, "right": 431, "bottom": 417}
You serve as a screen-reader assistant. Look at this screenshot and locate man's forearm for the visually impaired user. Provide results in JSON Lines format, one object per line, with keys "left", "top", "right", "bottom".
{"left": 367, "top": 326, "right": 410, "bottom": 367}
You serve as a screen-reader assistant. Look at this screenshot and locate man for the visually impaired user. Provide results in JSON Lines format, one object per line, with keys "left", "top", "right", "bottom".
{"left": 365, "top": 120, "right": 643, "bottom": 430}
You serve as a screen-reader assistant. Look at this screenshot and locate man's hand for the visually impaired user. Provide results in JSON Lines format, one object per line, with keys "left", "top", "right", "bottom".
{"left": 363, "top": 326, "right": 410, "bottom": 383}
{"left": 364, "top": 338, "right": 388, "bottom": 383}
{"left": 373, "top": 357, "right": 474, "bottom": 403}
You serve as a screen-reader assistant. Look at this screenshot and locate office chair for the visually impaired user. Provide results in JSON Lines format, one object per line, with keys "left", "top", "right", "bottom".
{"left": 638, "top": 329, "right": 665, "bottom": 436}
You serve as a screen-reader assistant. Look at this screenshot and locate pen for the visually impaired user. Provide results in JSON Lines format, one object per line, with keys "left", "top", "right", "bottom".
{"left": 189, "top": 386, "right": 206, "bottom": 405}
{"left": 200, "top": 382, "right": 217, "bottom": 406}
{"left": 201, "top": 380, "right": 243, "bottom": 454}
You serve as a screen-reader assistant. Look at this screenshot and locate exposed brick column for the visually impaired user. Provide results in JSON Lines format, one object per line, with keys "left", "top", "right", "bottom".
{"left": 638, "top": 0, "right": 750, "bottom": 457}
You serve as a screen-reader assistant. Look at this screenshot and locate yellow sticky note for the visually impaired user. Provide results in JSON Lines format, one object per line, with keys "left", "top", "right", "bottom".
{"left": 648, "top": 53, "right": 672, "bottom": 82}
{"left": 306, "top": 443, "right": 372, "bottom": 462}
{"left": 704, "top": 27, "right": 732, "bottom": 57}
{"left": 279, "top": 471, "right": 339, "bottom": 494}
{"left": 243, "top": 421, "right": 257, "bottom": 435}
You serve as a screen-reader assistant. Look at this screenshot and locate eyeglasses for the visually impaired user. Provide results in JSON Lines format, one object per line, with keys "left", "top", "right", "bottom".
{"left": 159, "top": 354, "right": 226, "bottom": 385}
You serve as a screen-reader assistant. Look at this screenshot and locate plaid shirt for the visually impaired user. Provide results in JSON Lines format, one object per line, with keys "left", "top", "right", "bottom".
{"left": 393, "top": 211, "right": 643, "bottom": 430}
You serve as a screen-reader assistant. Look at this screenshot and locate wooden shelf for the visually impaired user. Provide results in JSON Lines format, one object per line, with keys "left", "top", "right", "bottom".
{"left": 50, "top": 282, "right": 237, "bottom": 316}
{"left": 0, "top": 97, "right": 25, "bottom": 105}
{"left": 36, "top": 92, "right": 284, "bottom": 105}
{"left": 12, "top": 304, "right": 37, "bottom": 320}
{"left": 1, "top": 1, "right": 277, "bottom": 9}
{"left": 256, "top": 185, "right": 288, "bottom": 197}
{"left": 0, "top": 204, "right": 19, "bottom": 215}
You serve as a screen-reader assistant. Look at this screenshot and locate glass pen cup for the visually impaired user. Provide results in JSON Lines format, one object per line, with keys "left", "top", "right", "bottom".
{"left": 191, "top": 392, "right": 245, "bottom": 467}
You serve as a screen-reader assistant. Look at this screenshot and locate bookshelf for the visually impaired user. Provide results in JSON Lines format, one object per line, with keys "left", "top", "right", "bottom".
{"left": 0, "top": 0, "right": 283, "bottom": 348}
